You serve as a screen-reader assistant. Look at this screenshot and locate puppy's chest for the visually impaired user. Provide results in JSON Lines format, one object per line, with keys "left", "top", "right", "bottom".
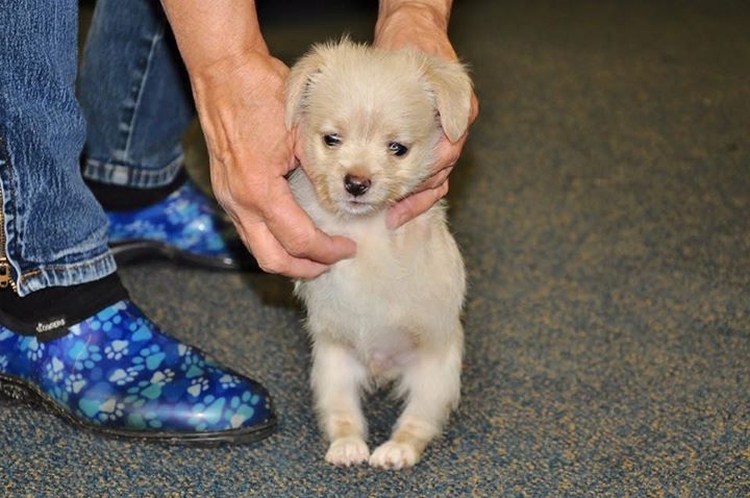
{"left": 304, "top": 236, "right": 424, "bottom": 377}
{"left": 297, "top": 223, "right": 424, "bottom": 339}
{"left": 318, "top": 227, "right": 414, "bottom": 311}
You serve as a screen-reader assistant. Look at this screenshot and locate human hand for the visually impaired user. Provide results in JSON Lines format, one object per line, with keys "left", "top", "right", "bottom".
{"left": 161, "top": 1, "right": 356, "bottom": 278}
{"left": 191, "top": 51, "right": 356, "bottom": 278}
{"left": 374, "top": 1, "right": 479, "bottom": 228}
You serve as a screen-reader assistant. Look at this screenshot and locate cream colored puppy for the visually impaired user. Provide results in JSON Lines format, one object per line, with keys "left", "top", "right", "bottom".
{"left": 285, "top": 39, "right": 472, "bottom": 469}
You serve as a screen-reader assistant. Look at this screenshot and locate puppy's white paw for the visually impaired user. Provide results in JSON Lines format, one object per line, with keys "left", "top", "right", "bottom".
{"left": 369, "top": 440, "right": 420, "bottom": 470}
{"left": 325, "top": 437, "right": 370, "bottom": 467}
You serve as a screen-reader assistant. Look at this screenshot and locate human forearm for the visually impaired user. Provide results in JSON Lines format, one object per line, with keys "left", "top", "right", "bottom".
{"left": 378, "top": 0, "right": 453, "bottom": 28}
{"left": 375, "top": 0, "right": 454, "bottom": 55}
{"left": 160, "top": 0, "right": 268, "bottom": 74}
{"left": 375, "top": 0, "right": 479, "bottom": 229}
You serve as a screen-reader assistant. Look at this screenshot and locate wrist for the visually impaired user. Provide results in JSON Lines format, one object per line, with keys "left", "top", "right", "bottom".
{"left": 377, "top": 0, "right": 452, "bottom": 34}
{"left": 374, "top": 1, "right": 457, "bottom": 60}
{"left": 189, "top": 48, "right": 276, "bottom": 92}
{"left": 160, "top": 0, "right": 269, "bottom": 75}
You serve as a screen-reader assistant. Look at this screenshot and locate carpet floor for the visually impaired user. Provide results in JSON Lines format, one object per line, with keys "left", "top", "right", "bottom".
{"left": 2, "top": 1, "right": 748, "bottom": 496}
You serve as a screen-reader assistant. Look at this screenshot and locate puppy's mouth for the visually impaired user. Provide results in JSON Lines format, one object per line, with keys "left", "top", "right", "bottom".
{"left": 340, "top": 198, "right": 378, "bottom": 215}
{"left": 314, "top": 175, "right": 394, "bottom": 216}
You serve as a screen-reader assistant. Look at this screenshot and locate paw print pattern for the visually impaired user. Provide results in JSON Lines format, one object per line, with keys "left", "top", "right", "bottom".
{"left": 180, "top": 352, "right": 206, "bottom": 379}
{"left": 20, "top": 338, "right": 45, "bottom": 362}
{"left": 78, "top": 396, "right": 125, "bottom": 423}
{"left": 126, "top": 410, "right": 164, "bottom": 430}
{"left": 65, "top": 373, "right": 86, "bottom": 394}
{"left": 114, "top": 219, "right": 168, "bottom": 244}
{"left": 45, "top": 357, "right": 65, "bottom": 383}
{"left": 187, "top": 377, "right": 210, "bottom": 397}
{"left": 220, "top": 374, "right": 240, "bottom": 389}
{"left": 97, "top": 398, "right": 125, "bottom": 422}
{"left": 108, "top": 365, "right": 143, "bottom": 385}
{"left": 226, "top": 391, "right": 261, "bottom": 429}
{"left": 107, "top": 181, "right": 234, "bottom": 257}
{"left": 150, "top": 369, "right": 174, "bottom": 386}
{"left": 133, "top": 344, "right": 166, "bottom": 371}
{"left": 165, "top": 198, "right": 199, "bottom": 227}
{"left": 49, "top": 385, "right": 70, "bottom": 405}
{"left": 187, "top": 394, "right": 226, "bottom": 432}
{"left": 105, "top": 340, "right": 129, "bottom": 360}
{"left": 125, "top": 372, "right": 170, "bottom": 404}
{"left": 0, "top": 300, "right": 273, "bottom": 434}
{"left": 88, "top": 307, "right": 125, "bottom": 334}
{"left": 67, "top": 341, "right": 102, "bottom": 370}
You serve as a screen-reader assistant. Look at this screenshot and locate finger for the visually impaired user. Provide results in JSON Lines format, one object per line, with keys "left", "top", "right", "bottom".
{"left": 432, "top": 91, "right": 477, "bottom": 164}
{"left": 242, "top": 221, "right": 333, "bottom": 279}
{"left": 416, "top": 165, "right": 453, "bottom": 193}
{"left": 468, "top": 92, "right": 480, "bottom": 124}
{"left": 263, "top": 182, "right": 356, "bottom": 265}
{"left": 292, "top": 124, "right": 306, "bottom": 165}
{"left": 436, "top": 133, "right": 464, "bottom": 167}
{"left": 386, "top": 180, "right": 450, "bottom": 229}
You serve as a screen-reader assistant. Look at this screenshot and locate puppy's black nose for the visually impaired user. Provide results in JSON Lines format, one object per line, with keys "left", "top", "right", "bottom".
{"left": 344, "top": 174, "right": 371, "bottom": 197}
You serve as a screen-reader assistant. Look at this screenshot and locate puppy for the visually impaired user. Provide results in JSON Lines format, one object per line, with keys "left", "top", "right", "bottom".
{"left": 285, "top": 39, "right": 472, "bottom": 469}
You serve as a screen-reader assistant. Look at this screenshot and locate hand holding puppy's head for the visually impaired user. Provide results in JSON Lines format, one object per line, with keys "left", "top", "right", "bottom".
{"left": 286, "top": 39, "right": 472, "bottom": 217}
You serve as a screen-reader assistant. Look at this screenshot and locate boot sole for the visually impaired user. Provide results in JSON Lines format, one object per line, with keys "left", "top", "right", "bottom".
{"left": 110, "top": 240, "right": 261, "bottom": 272}
{"left": 0, "top": 373, "right": 277, "bottom": 447}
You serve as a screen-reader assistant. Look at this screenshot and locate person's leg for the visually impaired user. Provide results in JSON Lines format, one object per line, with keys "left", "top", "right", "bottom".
{"left": 79, "top": 0, "right": 192, "bottom": 189}
{"left": 78, "top": 0, "right": 257, "bottom": 270}
{"left": 0, "top": 1, "right": 114, "bottom": 295}
{"left": 0, "top": 0, "right": 274, "bottom": 444}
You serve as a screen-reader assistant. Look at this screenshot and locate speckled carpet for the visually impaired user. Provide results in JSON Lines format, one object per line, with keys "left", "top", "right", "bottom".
{"left": 2, "top": 1, "right": 749, "bottom": 496}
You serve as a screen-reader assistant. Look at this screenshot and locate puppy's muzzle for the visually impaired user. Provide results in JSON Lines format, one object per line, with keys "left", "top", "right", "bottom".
{"left": 344, "top": 174, "right": 371, "bottom": 197}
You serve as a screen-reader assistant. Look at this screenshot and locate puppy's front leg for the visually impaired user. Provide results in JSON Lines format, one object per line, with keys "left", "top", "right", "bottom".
{"left": 311, "top": 338, "right": 370, "bottom": 466}
{"left": 370, "top": 339, "right": 463, "bottom": 469}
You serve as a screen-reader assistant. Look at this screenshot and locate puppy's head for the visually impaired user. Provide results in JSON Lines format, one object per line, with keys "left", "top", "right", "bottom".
{"left": 286, "top": 39, "right": 473, "bottom": 217}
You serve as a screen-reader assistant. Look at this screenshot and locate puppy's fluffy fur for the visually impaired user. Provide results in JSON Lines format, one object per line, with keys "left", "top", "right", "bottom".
{"left": 286, "top": 40, "right": 472, "bottom": 469}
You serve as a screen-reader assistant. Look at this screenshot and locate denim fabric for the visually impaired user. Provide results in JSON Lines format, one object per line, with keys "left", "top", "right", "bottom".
{"left": 0, "top": 0, "right": 196, "bottom": 296}
{"left": 0, "top": 0, "right": 116, "bottom": 296}
{"left": 79, "top": 0, "right": 195, "bottom": 189}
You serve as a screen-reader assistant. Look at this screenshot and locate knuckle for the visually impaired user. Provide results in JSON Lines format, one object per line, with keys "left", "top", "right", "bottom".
{"left": 258, "top": 259, "right": 286, "bottom": 275}
{"left": 255, "top": 252, "right": 289, "bottom": 275}
{"left": 471, "top": 97, "right": 480, "bottom": 119}
{"left": 438, "top": 181, "right": 450, "bottom": 198}
{"left": 285, "top": 228, "right": 315, "bottom": 257}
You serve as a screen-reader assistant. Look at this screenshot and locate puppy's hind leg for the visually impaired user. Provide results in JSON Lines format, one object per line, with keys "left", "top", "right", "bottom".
{"left": 311, "top": 339, "right": 370, "bottom": 466}
{"left": 370, "top": 338, "right": 463, "bottom": 469}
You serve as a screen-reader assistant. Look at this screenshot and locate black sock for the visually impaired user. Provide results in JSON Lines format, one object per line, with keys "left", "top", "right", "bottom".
{"left": 85, "top": 169, "right": 188, "bottom": 212}
{"left": 0, "top": 273, "right": 129, "bottom": 341}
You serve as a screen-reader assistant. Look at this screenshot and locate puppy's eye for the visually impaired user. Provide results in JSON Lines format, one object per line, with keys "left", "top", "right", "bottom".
{"left": 388, "top": 142, "right": 409, "bottom": 157}
{"left": 323, "top": 133, "right": 342, "bottom": 147}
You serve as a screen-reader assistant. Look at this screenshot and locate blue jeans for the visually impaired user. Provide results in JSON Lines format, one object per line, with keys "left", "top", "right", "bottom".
{"left": 0, "top": 0, "right": 194, "bottom": 296}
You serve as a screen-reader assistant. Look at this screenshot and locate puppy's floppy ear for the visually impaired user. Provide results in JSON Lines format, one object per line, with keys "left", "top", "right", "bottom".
{"left": 421, "top": 55, "right": 474, "bottom": 143}
{"left": 285, "top": 45, "right": 329, "bottom": 130}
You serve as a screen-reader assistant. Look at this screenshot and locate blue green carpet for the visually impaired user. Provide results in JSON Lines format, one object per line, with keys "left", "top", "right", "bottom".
{"left": 2, "top": 1, "right": 748, "bottom": 496}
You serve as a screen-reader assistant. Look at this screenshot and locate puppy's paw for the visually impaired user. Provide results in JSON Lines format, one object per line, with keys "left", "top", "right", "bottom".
{"left": 325, "top": 437, "right": 370, "bottom": 467}
{"left": 369, "top": 440, "right": 420, "bottom": 470}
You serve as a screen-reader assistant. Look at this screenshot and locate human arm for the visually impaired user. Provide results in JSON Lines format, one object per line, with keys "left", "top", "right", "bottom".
{"left": 374, "top": 0, "right": 479, "bottom": 228}
{"left": 160, "top": 0, "right": 355, "bottom": 278}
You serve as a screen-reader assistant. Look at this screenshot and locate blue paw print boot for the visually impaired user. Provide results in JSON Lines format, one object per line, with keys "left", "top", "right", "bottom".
{"left": 104, "top": 177, "right": 259, "bottom": 271}
{"left": 0, "top": 281, "right": 276, "bottom": 445}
